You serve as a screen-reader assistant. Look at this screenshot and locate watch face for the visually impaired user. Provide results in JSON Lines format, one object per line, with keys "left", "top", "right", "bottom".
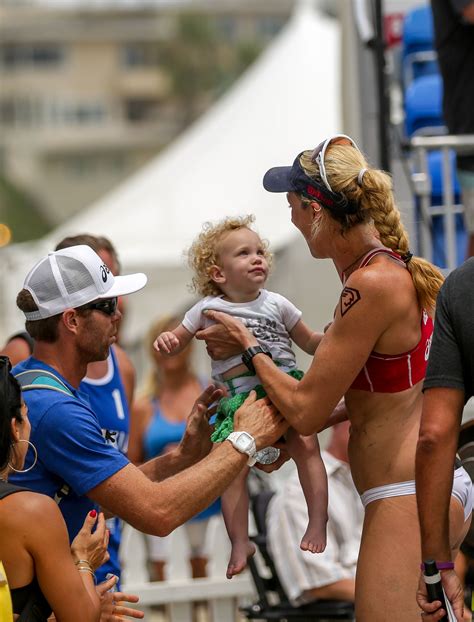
{"left": 236, "top": 432, "right": 253, "bottom": 453}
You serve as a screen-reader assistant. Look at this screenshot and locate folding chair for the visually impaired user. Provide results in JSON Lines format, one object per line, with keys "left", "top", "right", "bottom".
{"left": 241, "top": 484, "right": 354, "bottom": 622}
{"left": 404, "top": 74, "right": 445, "bottom": 137}
{"left": 402, "top": 4, "right": 438, "bottom": 87}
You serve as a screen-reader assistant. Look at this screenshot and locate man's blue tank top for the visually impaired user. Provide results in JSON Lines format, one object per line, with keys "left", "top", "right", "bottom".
{"left": 144, "top": 392, "right": 220, "bottom": 521}
{"left": 80, "top": 346, "right": 129, "bottom": 583}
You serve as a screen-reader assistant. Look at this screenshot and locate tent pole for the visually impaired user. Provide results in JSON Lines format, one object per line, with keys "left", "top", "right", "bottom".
{"left": 373, "top": 0, "right": 391, "bottom": 172}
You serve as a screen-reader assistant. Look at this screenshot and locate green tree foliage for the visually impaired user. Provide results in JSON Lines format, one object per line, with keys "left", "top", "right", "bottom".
{"left": 162, "top": 13, "right": 263, "bottom": 124}
{"left": 0, "top": 173, "right": 51, "bottom": 243}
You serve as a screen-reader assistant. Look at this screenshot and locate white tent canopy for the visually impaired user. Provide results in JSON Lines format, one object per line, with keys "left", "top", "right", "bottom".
{"left": 1, "top": 2, "right": 342, "bottom": 345}
{"left": 42, "top": 2, "right": 341, "bottom": 267}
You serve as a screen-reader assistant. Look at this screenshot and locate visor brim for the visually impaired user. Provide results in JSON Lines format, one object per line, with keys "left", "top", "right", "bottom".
{"left": 98, "top": 272, "right": 148, "bottom": 299}
{"left": 263, "top": 166, "right": 295, "bottom": 193}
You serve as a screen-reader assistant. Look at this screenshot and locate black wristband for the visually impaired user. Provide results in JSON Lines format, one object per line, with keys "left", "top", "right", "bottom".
{"left": 241, "top": 346, "right": 273, "bottom": 374}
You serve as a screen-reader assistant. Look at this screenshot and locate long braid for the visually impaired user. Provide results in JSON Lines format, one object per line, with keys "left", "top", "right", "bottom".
{"left": 300, "top": 144, "right": 444, "bottom": 312}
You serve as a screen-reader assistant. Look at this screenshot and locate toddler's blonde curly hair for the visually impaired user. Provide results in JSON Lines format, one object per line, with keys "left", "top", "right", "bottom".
{"left": 187, "top": 215, "right": 272, "bottom": 297}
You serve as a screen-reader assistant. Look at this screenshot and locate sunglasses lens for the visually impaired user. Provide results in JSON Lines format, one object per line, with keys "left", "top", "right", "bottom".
{"left": 85, "top": 297, "right": 118, "bottom": 316}
{"left": 101, "top": 298, "right": 117, "bottom": 315}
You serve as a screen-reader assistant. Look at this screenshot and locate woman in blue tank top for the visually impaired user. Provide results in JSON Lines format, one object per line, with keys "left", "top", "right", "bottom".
{"left": 128, "top": 316, "right": 220, "bottom": 582}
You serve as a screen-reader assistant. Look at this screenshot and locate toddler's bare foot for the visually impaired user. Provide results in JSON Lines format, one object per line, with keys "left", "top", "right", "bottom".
{"left": 226, "top": 541, "right": 256, "bottom": 579}
{"left": 300, "top": 520, "right": 327, "bottom": 554}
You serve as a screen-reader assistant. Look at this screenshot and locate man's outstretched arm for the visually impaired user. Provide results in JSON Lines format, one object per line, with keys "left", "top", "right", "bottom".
{"left": 89, "top": 392, "right": 288, "bottom": 536}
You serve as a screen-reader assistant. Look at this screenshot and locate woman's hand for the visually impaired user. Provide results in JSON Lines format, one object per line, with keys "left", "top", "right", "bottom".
{"left": 70, "top": 510, "right": 110, "bottom": 572}
{"left": 196, "top": 311, "right": 257, "bottom": 359}
{"left": 96, "top": 576, "right": 144, "bottom": 621}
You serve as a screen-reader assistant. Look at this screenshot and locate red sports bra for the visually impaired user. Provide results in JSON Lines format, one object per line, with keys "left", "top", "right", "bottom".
{"left": 346, "top": 249, "right": 434, "bottom": 393}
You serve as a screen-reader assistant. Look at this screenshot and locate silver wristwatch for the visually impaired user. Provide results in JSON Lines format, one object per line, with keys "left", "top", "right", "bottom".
{"left": 226, "top": 431, "right": 257, "bottom": 466}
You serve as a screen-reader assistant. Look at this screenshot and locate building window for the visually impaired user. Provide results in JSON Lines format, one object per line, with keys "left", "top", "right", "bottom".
{"left": 0, "top": 44, "right": 64, "bottom": 69}
{"left": 121, "top": 43, "right": 160, "bottom": 68}
{"left": 125, "top": 98, "right": 161, "bottom": 122}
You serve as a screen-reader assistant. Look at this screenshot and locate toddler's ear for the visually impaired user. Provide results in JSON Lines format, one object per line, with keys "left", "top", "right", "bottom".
{"left": 209, "top": 264, "right": 226, "bottom": 284}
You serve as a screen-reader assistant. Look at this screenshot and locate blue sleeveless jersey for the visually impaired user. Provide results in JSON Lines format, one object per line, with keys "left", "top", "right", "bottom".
{"left": 144, "top": 392, "right": 220, "bottom": 521}
{"left": 80, "top": 346, "right": 129, "bottom": 584}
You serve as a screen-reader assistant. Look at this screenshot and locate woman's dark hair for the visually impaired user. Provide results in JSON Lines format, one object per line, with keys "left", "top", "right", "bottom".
{"left": 0, "top": 356, "right": 23, "bottom": 472}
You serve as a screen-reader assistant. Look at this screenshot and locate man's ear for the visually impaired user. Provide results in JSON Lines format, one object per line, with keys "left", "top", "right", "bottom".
{"left": 62, "top": 309, "right": 80, "bottom": 334}
{"left": 209, "top": 265, "right": 226, "bottom": 284}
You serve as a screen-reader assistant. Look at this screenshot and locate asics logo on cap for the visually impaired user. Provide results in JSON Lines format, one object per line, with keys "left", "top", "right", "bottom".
{"left": 100, "top": 264, "right": 110, "bottom": 283}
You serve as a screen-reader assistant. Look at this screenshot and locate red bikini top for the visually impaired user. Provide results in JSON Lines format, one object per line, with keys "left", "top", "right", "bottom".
{"left": 346, "top": 249, "right": 433, "bottom": 393}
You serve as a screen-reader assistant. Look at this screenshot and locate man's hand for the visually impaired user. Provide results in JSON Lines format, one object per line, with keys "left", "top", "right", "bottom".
{"left": 96, "top": 576, "right": 144, "bottom": 621}
{"left": 234, "top": 391, "right": 288, "bottom": 450}
{"left": 196, "top": 311, "right": 257, "bottom": 359}
{"left": 178, "top": 384, "right": 224, "bottom": 463}
{"left": 416, "top": 569, "right": 464, "bottom": 621}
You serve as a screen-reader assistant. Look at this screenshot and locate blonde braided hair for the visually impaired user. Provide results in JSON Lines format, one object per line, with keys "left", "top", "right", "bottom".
{"left": 300, "top": 144, "right": 443, "bottom": 312}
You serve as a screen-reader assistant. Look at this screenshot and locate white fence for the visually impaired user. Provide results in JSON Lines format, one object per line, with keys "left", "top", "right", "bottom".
{"left": 122, "top": 575, "right": 255, "bottom": 622}
{"left": 119, "top": 518, "right": 257, "bottom": 621}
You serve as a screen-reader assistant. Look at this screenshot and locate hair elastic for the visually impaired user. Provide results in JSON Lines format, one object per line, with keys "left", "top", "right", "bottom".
{"left": 402, "top": 251, "right": 413, "bottom": 264}
{"left": 357, "top": 168, "right": 368, "bottom": 186}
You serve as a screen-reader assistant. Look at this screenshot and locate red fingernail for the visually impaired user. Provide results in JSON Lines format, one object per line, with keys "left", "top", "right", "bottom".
{"left": 89, "top": 509, "right": 97, "bottom": 518}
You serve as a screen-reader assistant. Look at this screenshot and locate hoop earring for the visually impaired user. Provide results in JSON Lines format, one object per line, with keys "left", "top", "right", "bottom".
{"left": 8, "top": 439, "right": 38, "bottom": 473}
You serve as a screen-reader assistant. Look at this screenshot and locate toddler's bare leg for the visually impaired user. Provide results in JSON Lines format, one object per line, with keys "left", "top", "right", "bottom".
{"left": 221, "top": 465, "right": 256, "bottom": 578}
{"left": 286, "top": 429, "right": 328, "bottom": 553}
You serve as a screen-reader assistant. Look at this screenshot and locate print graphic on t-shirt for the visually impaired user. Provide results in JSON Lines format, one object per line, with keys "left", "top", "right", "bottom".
{"left": 244, "top": 318, "right": 280, "bottom": 342}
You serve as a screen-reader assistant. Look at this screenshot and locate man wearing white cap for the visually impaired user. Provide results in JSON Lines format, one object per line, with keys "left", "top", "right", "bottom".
{"left": 10, "top": 245, "right": 286, "bottom": 543}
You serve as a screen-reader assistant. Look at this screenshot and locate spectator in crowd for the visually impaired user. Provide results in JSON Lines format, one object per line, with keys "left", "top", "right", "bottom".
{"left": 416, "top": 259, "right": 474, "bottom": 621}
{"left": 55, "top": 234, "right": 135, "bottom": 586}
{"left": 0, "top": 355, "right": 143, "bottom": 621}
{"left": 10, "top": 245, "right": 286, "bottom": 569}
{"left": 0, "top": 332, "right": 34, "bottom": 367}
{"left": 129, "top": 315, "right": 220, "bottom": 583}
{"left": 431, "top": 0, "right": 474, "bottom": 257}
{"left": 267, "top": 420, "right": 362, "bottom": 606}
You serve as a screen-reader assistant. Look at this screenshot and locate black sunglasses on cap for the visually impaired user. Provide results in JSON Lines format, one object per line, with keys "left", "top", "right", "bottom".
{"left": 81, "top": 297, "right": 118, "bottom": 316}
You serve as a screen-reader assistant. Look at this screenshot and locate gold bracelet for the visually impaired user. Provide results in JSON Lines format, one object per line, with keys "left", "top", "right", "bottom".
{"left": 74, "top": 559, "right": 94, "bottom": 572}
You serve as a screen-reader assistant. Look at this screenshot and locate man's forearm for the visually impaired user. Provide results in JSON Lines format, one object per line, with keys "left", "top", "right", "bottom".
{"left": 416, "top": 440, "right": 455, "bottom": 560}
{"left": 416, "top": 388, "right": 464, "bottom": 560}
{"left": 139, "top": 447, "right": 197, "bottom": 482}
{"left": 153, "top": 442, "right": 248, "bottom": 534}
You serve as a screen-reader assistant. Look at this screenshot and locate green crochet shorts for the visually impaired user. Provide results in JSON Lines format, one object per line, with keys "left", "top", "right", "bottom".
{"left": 211, "top": 368, "right": 304, "bottom": 443}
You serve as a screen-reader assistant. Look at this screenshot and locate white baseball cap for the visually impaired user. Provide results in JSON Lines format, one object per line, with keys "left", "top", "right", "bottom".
{"left": 23, "top": 245, "right": 147, "bottom": 320}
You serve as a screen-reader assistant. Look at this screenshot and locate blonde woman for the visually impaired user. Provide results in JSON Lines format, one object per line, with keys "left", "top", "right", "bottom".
{"left": 128, "top": 316, "right": 220, "bottom": 582}
{"left": 197, "top": 135, "right": 473, "bottom": 620}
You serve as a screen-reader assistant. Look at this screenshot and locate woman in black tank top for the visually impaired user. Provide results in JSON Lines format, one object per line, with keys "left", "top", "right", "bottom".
{"left": 0, "top": 356, "right": 114, "bottom": 621}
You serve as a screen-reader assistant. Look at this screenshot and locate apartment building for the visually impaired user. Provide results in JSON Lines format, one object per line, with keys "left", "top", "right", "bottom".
{"left": 0, "top": 0, "right": 293, "bottom": 225}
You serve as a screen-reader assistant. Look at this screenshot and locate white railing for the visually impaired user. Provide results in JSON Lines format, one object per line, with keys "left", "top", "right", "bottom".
{"left": 122, "top": 575, "right": 255, "bottom": 621}
{"left": 410, "top": 134, "right": 474, "bottom": 272}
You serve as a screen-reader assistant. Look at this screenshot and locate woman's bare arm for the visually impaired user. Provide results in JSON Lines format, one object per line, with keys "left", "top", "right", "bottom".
{"left": 205, "top": 269, "right": 402, "bottom": 435}
{"left": 22, "top": 495, "right": 101, "bottom": 621}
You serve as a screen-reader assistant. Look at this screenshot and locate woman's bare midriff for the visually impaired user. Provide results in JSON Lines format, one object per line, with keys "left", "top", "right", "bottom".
{"left": 345, "top": 383, "right": 423, "bottom": 494}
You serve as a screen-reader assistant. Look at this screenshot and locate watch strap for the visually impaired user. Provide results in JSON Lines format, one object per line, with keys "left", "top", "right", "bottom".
{"left": 242, "top": 345, "right": 273, "bottom": 374}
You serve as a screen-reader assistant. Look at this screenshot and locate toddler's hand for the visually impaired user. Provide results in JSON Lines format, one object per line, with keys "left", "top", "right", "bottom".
{"left": 154, "top": 331, "right": 180, "bottom": 354}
